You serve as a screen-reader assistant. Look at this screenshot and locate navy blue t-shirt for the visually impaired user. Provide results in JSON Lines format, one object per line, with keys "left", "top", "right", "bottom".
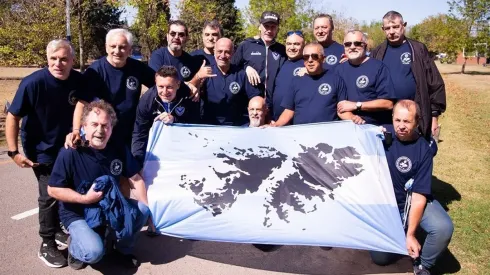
{"left": 202, "top": 65, "right": 261, "bottom": 126}
{"left": 190, "top": 48, "right": 216, "bottom": 66}
{"left": 8, "top": 68, "right": 84, "bottom": 163}
{"left": 271, "top": 58, "right": 304, "bottom": 120}
{"left": 383, "top": 42, "right": 416, "bottom": 100}
{"left": 335, "top": 58, "right": 396, "bottom": 125}
{"left": 48, "top": 145, "right": 141, "bottom": 228}
{"left": 281, "top": 69, "right": 347, "bottom": 125}
{"left": 82, "top": 57, "right": 155, "bottom": 144}
{"left": 149, "top": 47, "right": 200, "bottom": 82}
{"left": 384, "top": 127, "right": 433, "bottom": 212}
{"left": 323, "top": 41, "right": 345, "bottom": 68}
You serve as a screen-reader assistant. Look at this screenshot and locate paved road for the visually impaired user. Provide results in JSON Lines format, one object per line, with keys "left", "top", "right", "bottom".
{"left": 0, "top": 148, "right": 412, "bottom": 275}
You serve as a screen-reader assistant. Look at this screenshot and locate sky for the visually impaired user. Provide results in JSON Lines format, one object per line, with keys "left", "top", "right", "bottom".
{"left": 121, "top": 0, "right": 450, "bottom": 26}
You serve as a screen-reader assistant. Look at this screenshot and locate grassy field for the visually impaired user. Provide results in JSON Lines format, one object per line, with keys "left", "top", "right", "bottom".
{"left": 0, "top": 64, "right": 489, "bottom": 274}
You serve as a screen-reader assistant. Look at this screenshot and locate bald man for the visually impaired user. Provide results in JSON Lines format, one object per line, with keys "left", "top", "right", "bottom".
{"left": 201, "top": 38, "right": 262, "bottom": 126}
{"left": 274, "top": 42, "right": 350, "bottom": 126}
{"left": 247, "top": 96, "right": 268, "bottom": 127}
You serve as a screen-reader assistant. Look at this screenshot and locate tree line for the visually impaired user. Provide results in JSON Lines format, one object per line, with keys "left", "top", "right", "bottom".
{"left": 1, "top": 0, "right": 488, "bottom": 72}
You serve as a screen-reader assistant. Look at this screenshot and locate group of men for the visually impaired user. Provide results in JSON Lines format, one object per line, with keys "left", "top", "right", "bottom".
{"left": 5, "top": 8, "right": 452, "bottom": 275}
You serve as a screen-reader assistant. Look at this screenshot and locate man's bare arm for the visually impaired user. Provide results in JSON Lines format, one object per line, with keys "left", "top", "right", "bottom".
{"left": 273, "top": 109, "right": 294, "bottom": 127}
{"left": 128, "top": 173, "right": 148, "bottom": 205}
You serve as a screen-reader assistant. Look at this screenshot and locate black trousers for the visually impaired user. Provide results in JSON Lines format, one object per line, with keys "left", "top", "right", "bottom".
{"left": 33, "top": 163, "right": 60, "bottom": 241}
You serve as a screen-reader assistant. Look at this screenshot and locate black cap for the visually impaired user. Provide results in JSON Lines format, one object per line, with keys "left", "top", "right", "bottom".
{"left": 260, "top": 11, "right": 280, "bottom": 25}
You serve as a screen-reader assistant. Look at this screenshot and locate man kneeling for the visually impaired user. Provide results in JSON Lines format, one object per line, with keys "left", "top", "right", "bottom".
{"left": 48, "top": 100, "right": 150, "bottom": 270}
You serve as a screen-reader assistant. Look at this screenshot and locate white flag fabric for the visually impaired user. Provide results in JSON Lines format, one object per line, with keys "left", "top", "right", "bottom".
{"left": 142, "top": 121, "right": 407, "bottom": 255}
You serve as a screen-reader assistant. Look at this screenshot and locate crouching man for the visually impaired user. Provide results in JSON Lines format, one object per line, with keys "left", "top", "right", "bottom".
{"left": 48, "top": 100, "right": 150, "bottom": 270}
{"left": 371, "top": 100, "right": 453, "bottom": 275}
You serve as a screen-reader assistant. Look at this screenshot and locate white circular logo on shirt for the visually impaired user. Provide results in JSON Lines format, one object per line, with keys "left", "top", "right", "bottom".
{"left": 110, "top": 159, "right": 123, "bottom": 176}
{"left": 126, "top": 76, "right": 139, "bottom": 90}
{"left": 68, "top": 90, "right": 77, "bottom": 105}
{"left": 356, "top": 75, "right": 369, "bottom": 88}
{"left": 293, "top": 67, "right": 302, "bottom": 76}
{"left": 401, "top": 52, "right": 412, "bottom": 65}
{"left": 180, "top": 66, "right": 191, "bottom": 78}
{"left": 175, "top": 106, "right": 185, "bottom": 116}
{"left": 229, "top": 82, "right": 240, "bottom": 94}
{"left": 325, "top": 55, "right": 338, "bottom": 65}
{"left": 318, "top": 83, "right": 332, "bottom": 95}
{"left": 396, "top": 156, "right": 412, "bottom": 173}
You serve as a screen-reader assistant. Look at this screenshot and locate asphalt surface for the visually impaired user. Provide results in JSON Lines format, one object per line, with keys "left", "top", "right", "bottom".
{"left": 0, "top": 147, "right": 412, "bottom": 275}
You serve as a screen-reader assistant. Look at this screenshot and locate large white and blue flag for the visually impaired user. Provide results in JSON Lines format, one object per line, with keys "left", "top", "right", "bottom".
{"left": 142, "top": 121, "right": 407, "bottom": 255}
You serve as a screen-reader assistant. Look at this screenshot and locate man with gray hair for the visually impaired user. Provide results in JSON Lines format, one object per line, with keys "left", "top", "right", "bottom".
{"left": 6, "top": 39, "right": 84, "bottom": 267}
{"left": 69, "top": 28, "right": 156, "bottom": 149}
{"left": 370, "top": 11, "right": 446, "bottom": 140}
{"left": 335, "top": 30, "right": 396, "bottom": 126}
{"left": 191, "top": 20, "right": 223, "bottom": 66}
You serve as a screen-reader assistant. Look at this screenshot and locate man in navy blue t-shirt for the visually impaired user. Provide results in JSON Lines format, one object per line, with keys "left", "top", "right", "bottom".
{"left": 274, "top": 42, "right": 349, "bottom": 126}
{"left": 190, "top": 20, "right": 222, "bottom": 66}
{"left": 313, "top": 14, "right": 344, "bottom": 68}
{"left": 48, "top": 101, "right": 150, "bottom": 270}
{"left": 336, "top": 30, "right": 396, "bottom": 126}
{"left": 132, "top": 65, "right": 201, "bottom": 164}
{"left": 269, "top": 31, "right": 305, "bottom": 121}
{"left": 369, "top": 100, "right": 453, "bottom": 275}
{"left": 6, "top": 39, "right": 82, "bottom": 267}
{"left": 70, "top": 29, "right": 156, "bottom": 148}
{"left": 201, "top": 38, "right": 262, "bottom": 126}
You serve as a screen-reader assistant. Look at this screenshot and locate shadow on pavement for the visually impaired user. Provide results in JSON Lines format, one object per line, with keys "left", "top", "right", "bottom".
{"left": 442, "top": 71, "right": 490, "bottom": 75}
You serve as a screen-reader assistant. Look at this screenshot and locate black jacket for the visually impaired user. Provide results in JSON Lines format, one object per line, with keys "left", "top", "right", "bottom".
{"left": 370, "top": 38, "right": 446, "bottom": 139}
{"left": 131, "top": 86, "right": 201, "bottom": 163}
{"left": 231, "top": 37, "right": 286, "bottom": 97}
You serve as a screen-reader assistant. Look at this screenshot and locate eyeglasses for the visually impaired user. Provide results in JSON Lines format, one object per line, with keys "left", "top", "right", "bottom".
{"left": 286, "top": 30, "right": 303, "bottom": 37}
{"left": 343, "top": 41, "right": 364, "bottom": 47}
{"left": 169, "top": 31, "right": 186, "bottom": 38}
{"left": 303, "top": 54, "right": 323, "bottom": 61}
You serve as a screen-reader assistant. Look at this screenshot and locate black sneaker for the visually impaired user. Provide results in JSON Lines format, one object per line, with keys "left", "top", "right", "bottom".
{"left": 38, "top": 240, "right": 67, "bottom": 268}
{"left": 68, "top": 252, "right": 86, "bottom": 270}
{"left": 55, "top": 231, "right": 69, "bottom": 249}
{"left": 113, "top": 251, "right": 140, "bottom": 268}
{"left": 414, "top": 264, "right": 431, "bottom": 275}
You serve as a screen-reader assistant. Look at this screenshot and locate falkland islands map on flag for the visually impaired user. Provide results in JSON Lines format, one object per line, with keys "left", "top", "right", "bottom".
{"left": 142, "top": 121, "right": 407, "bottom": 255}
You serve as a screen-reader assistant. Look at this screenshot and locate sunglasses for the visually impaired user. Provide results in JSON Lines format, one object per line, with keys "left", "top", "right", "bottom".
{"left": 286, "top": 30, "right": 304, "bottom": 37}
{"left": 343, "top": 41, "right": 364, "bottom": 47}
{"left": 169, "top": 31, "right": 186, "bottom": 38}
{"left": 303, "top": 54, "right": 323, "bottom": 61}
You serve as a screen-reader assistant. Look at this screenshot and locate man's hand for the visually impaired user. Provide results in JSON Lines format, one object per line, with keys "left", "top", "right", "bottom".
{"left": 82, "top": 184, "right": 104, "bottom": 204}
{"left": 64, "top": 131, "right": 81, "bottom": 149}
{"left": 197, "top": 60, "right": 217, "bottom": 81}
{"left": 406, "top": 235, "right": 421, "bottom": 259}
{"left": 186, "top": 82, "right": 200, "bottom": 102}
{"left": 339, "top": 54, "right": 348, "bottom": 64}
{"left": 154, "top": 112, "right": 174, "bottom": 124}
{"left": 337, "top": 100, "right": 357, "bottom": 113}
{"left": 12, "top": 154, "right": 38, "bottom": 168}
{"left": 431, "top": 117, "right": 440, "bottom": 140}
{"left": 245, "top": 66, "right": 261, "bottom": 86}
{"left": 351, "top": 115, "right": 366, "bottom": 125}
{"left": 296, "top": 67, "right": 308, "bottom": 77}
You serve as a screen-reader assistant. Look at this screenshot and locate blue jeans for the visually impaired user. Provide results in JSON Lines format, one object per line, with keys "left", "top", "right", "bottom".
{"left": 369, "top": 200, "right": 453, "bottom": 268}
{"left": 67, "top": 199, "right": 150, "bottom": 264}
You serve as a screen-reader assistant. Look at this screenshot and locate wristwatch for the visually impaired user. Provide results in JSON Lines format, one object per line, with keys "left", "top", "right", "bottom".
{"left": 356, "top": 101, "right": 362, "bottom": 111}
{"left": 7, "top": 150, "right": 19, "bottom": 158}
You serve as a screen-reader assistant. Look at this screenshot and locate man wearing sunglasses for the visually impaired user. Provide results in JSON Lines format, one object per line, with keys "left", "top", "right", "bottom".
{"left": 269, "top": 31, "right": 305, "bottom": 121}
{"left": 273, "top": 43, "right": 350, "bottom": 126}
{"left": 191, "top": 20, "right": 222, "bottom": 66}
{"left": 370, "top": 11, "right": 446, "bottom": 141}
{"left": 313, "top": 14, "right": 344, "bottom": 68}
{"left": 336, "top": 30, "right": 396, "bottom": 126}
{"left": 231, "top": 11, "right": 286, "bottom": 98}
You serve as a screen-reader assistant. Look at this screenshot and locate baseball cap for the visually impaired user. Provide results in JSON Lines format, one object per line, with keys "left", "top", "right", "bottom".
{"left": 260, "top": 11, "right": 280, "bottom": 25}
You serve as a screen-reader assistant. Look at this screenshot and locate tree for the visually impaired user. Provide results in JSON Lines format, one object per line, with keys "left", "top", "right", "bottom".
{"left": 448, "top": 0, "right": 490, "bottom": 73}
{"left": 359, "top": 20, "right": 385, "bottom": 50}
{"left": 127, "top": 0, "right": 171, "bottom": 60}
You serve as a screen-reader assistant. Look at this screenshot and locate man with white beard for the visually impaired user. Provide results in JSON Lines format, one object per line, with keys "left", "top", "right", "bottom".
{"left": 247, "top": 96, "right": 268, "bottom": 127}
{"left": 335, "top": 30, "right": 396, "bottom": 126}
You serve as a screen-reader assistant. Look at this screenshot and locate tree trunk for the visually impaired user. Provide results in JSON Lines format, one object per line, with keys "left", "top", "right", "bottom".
{"left": 461, "top": 58, "right": 466, "bottom": 74}
{"left": 78, "top": 0, "right": 85, "bottom": 72}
